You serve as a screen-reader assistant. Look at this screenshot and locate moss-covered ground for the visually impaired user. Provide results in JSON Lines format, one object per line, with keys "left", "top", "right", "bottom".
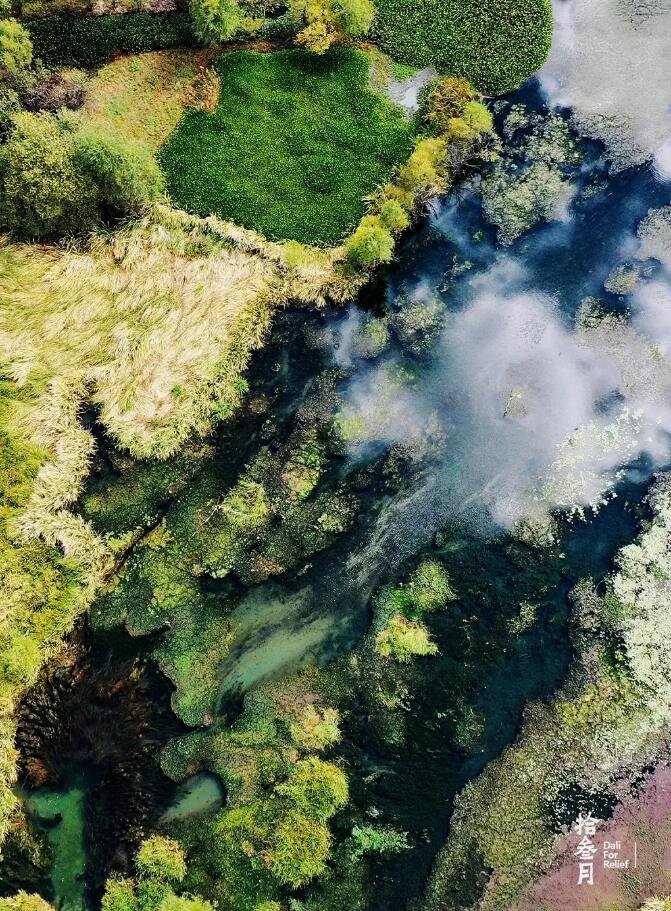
{"left": 160, "top": 48, "right": 416, "bottom": 245}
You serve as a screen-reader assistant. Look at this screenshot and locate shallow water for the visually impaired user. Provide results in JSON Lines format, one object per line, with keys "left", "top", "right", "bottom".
{"left": 159, "top": 773, "right": 225, "bottom": 825}
{"left": 22, "top": 770, "right": 90, "bottom": 911}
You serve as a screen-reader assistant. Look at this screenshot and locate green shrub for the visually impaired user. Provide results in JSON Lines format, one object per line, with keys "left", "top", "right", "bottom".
{"left": 348, "top": 825, "right": 410, "bottom": 860}
{"left": 424, "top": 76, "right": 476, "bottom": 129}
{"left": 190, "top": 0, "right": 241, "bottom": 43}
{"left": 0, "top": 111, "right": 96, "bottom": 237}
{"left": 102, "top": 880, "right": 138, "bottom": 911}
{"left": 395, "top": 136, "right": 447, "bottom": 203}
{"left": 74, "top": 126, "right": 165, "bottom": 213}
{"left": 136, "top": 837, "right": 186, "bottom": 884}
{"left": 378, "top": 198, "right": 409, "bottom": 231}
{"left": 371, "top": 0, "right": 553, "bottom": 95}
{"left": 290, "top": 0, "right": 374, "bottom": 53}
{"left": 160, "top": 48, "right": 414, "bottom": 245}
{"left": 0, "top": 83, "right": 20, "bottom": 134}
{"left": 157, "top": 898, "right": 214, "bottom": 911}
{"left": 276, "top": 757, "right": 348, "bottom": 822}
{"left": 407, "top": 559, "right": 456, "bottom": 611}
{"left": 445, "top": 100, "right": 494, "bottom": 141}
{"left": 0, "top": 112, "right": 164, "bottom": 237}
{"left": 375, "top": 614, "right": 438, "bottom": 662}
{"left": 0, "top": 18, "right": 32, "bottom": 79}
{"left": 0, "top": 896, "right": 54, "bottom": 911}
{"left": 25, "top": 12, "right": 195, "bottom": 69}
{"left": 266, "top": 810, "right": 331, "bottom": 886}
{"left": 346, "top": 214, "right": 394, "bottom": 266}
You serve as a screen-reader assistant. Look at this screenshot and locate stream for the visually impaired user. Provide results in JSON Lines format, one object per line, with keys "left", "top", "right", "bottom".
{"left": 7, "top": 70, "right": 671, "bottom": 911}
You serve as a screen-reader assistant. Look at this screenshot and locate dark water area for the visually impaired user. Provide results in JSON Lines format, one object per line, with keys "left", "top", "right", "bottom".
{"left": 344, "top": 471, "right": 651, "bottom": 911}
{"left": 8, "top": 77, "right": 671, "bottom": 911}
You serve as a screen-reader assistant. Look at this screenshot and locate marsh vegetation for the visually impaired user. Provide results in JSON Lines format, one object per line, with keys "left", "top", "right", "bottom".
{"left": 3, "top": 4, "right": 670, "bottom": 911}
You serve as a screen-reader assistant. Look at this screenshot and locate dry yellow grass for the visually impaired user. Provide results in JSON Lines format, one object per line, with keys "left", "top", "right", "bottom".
{"left": 0, "top": 205, "right": 358, "bottom": 462}
{"left": 83, "top": 49, "right": 218, "bottom": 152}
{"left": 1, "top": 212, "right": 273, "bottom": 459}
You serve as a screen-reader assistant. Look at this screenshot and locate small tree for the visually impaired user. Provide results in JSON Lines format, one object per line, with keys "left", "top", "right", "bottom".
{"left": 0, "top": 83, "right": 19, "bottom": 135}
{"left": 444, "top": 101, "right": 494, "bottom": 142}
{"left": 375, "top": 614, "right": 438, "bottom": 662}
{"left": 407, "top": 560, "right": 456, "bottom": 611}
{"left": 396, "top": 136, "right": 447, "bottom": 202}
{"left": 275, "top": 757, "right": 348, "bottom": 822}
{"left": 266, "top": 810, "right": 331, "bottom": 886}
{"left": 291, "top": 0, "right": 374, "bottom": 54}
{"left": 135, "top": 837, "right": 186, "bottom": 883}
{"left": 101, "top": 838, "right": 212, "bottom": 911}
{"left": 74, "top": 127, "right": 164, "bottom": 214}
{"left": 0, "top": 18, "right": 32, "bottom": 82}
{"left": 190, "top": 0, "right": 241, "bottom": 44}
{"left": 424, "top": 76, "right": 476, "bottom": 132}
{"left": 0, "top": 894, "right": 54, "bottom": 911}
{"left": 378, "top": 198, "right": 409, "bottom": 232}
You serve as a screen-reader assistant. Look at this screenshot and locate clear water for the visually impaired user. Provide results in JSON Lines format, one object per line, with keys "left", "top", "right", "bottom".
{"left": 22, "top": 771, "right": 90, "bottom": 911}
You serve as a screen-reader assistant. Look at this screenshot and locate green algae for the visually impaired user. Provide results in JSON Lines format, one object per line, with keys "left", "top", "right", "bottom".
{"left": 25, "top": 776, "right": 88, "bottom": 911}
{"left": 83, "top": 355, "right": 359, "bottom": 727}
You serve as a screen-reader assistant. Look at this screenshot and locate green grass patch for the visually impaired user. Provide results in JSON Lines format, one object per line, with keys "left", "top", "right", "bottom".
{"left": 370, "top": 0, "right": 553, "bottom": 96}
{"left": 160, "top": 48, "right": 416, "bottom": 246}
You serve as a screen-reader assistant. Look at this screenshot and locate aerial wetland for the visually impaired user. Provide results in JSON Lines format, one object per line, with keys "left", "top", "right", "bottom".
{"left": 0, "top": 2, "right": 671, "bottom": 911}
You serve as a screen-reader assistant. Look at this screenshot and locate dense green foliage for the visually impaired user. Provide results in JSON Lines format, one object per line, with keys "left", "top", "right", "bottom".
{"left": 85, "top": 398, "right": 356, "bottom": 724}
{"left": 346, "top": 215, "right": 395, "bottom": 266}
{"left": 25, "top": 12, "right": 195, "bottom": 69}
{"left": 102, "top": 837, "right": 214, "bottom": 911}
{"left": 160, "top": 49, "right": 415, "bottom": 245}
{"left": 73, "top": 125, "right": 165, "bottom": 214}
{"left": 0, "top": 894, "right": 53, "bottom": 911}
{"left": 136, "top": 837, "right": 188, "bottom": 883}
{"left": 163, "top": 671, "right": 349, "bottom": 908}
{"left": 371, "top": 0, "right": 553, "bottom": 95}
{"left": 0, "top": 111, "right": 91, "bottom": 237}
{"left": 0, "top": 16, "right": 32, "bottom": 131}
{"left": 189, "top": 0, "right": 241, "bottom": 44}
{"left": 0, "top": 18, "right": 32, "bottom": 79}
{"left": 289, "top": 0, "right": 374, "bottom": 53}
{"left": 0, "top": 112, "right": 164, "bottom": 236}
{"left": 372, "top": 560, "right": 455, "bottom": 662}
{"left": 344, "top": 78, "right": 497, "bottom": 268}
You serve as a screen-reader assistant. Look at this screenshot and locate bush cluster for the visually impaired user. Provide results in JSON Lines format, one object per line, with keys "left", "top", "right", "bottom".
{"left": 102, "top": 837, "right": 213, "bottom": 911}
{"left": 289, "top": 0, "right": 374, "bottom": 54}
{"left": 370, "top": 0, "right": 553, "bottom": 95}
{"left": 373, "top": 559, "right": 455, "bottom": 662}
{"left": 25, "top": 12, "right": 195, "bottom": 68}
{"left": 346, "top": 74, "right": 498, "bottom": 268}
{"left": 0, "top": 111, "right": 164, "bottom": 236}
{"left": 189, "top": 0, "right": 241, "bottom": 44}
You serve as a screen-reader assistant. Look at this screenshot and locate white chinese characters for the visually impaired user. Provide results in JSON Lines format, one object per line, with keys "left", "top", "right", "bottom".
{"left": 574, "top": 812, "right": 599, "bottom": 886}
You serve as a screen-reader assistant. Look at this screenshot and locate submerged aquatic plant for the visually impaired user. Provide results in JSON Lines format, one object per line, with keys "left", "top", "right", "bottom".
{"left": 15, "top": 638, "right": 180, "bottom": 897}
